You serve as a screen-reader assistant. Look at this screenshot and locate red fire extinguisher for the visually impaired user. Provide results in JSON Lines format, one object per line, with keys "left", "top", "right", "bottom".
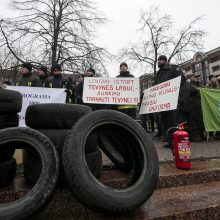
{"left": 173, "top": 122, "right": 191, "bottom": 169}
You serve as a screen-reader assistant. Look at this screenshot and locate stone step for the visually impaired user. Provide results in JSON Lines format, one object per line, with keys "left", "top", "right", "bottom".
{"left": 36, "top": 181, "right": 220, "bottom": 219}
{"left": 158, "top": 159, "right": 220, "bottom": 188}
{"left": 3, "top": 159, "right": 220, "bottom": 219}
{"left": 101, "top": 159, "right": 220, "bottom": 189}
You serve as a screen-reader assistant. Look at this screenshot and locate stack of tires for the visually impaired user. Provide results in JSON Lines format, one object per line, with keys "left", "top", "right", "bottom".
{"left": 0, "top": 108, "right": 159, "bottom": 219}
{"left": 0, "top": 89, "right": 22, "bottom": 188}
{"left": 24, "top": 103, "right": 102, "bottom": 186}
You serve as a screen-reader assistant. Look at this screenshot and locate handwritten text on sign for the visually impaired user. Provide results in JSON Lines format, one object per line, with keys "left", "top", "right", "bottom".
{"left": 83, "top": 77, "right": 140, "bottom": 105}
{"left": 7, "top": 86, "right": 66, "bottom": 127}
{"left": 139, "top": 76, "right": 181, "bottom": 114}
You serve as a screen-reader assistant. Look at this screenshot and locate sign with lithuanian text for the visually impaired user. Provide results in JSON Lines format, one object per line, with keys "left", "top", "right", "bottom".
{"left": 83, "top": 77, "right": 140, "bottom": 105}
{"left": 7, "top": 86, "right": 66, "bottom": 127}
{"left": 139, "top": 76, "right": 181, "bottom": 114}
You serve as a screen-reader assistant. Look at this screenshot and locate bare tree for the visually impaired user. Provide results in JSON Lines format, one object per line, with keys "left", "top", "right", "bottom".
{"left": 120, "top": 6, "right": 206, "bottom": 76}
{"left": 0, "top": 0, "right": 109, "bottom": 75}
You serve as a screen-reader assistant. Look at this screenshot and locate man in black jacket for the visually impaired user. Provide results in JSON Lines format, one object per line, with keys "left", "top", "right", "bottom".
{"left": 44, "top": 64, "right": 75, "bottom": 103}
{"left": 116, "top": 62, "right": 137, "bottom": 119}
{"left": 155, "top": 55, "right": 187, "bottom": 145}
{"left": 76, "top": 67, "right": 104, "bottom": 110}
{"left": 37, "top": 65, "right": 48, "bottom": 87}
{"left": 15, "top": 62, "right": 42, "bottom": 87}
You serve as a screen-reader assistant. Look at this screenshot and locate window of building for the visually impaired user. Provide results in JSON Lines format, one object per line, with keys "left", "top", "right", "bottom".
{"left": 210, "top": 55, "right": 220, "bottom": 63}
{"left": 212, "top": 65, "right": 220, "bottom": 72}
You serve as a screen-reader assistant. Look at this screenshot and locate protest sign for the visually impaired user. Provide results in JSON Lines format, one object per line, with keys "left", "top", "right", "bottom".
{"left": 82, "top": 77, "right": 140, "bottom": 105}
{"left": 7, "top": 86, "right": 66, "bottom": 127}
{"left": 139, "top": 76, "right": 181, "bottom": 114}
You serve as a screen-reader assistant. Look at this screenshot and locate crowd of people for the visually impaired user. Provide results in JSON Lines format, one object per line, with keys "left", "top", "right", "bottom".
{"left": 1, "top": 57, "right": 220, "bottom": 144}
{"left": 141, "top": 55, "right": 220, "bottom": 145}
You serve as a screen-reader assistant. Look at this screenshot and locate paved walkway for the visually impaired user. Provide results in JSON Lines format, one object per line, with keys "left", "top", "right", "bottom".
{"left": 151, "top": 133, "right": 220, "bottom": 162}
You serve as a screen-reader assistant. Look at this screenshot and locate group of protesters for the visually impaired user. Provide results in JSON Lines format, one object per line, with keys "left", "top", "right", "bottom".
{"left": 1, "top": 61, "right": 138, "bottom": 119}
{"left": 1, "top": 57, "right": 220, "bottom": 145}
{"left": 142, "top": 55, "right": 220, "bottom": 145}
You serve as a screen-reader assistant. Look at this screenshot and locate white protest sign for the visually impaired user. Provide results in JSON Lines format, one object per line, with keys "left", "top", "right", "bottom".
{"left": 7, "top": 86, "right": 66, "bottom": 127}
{"left": 82, "top": 77, "right": 140, "bottom": 105}
{"left": 139, "top": 76, "right": 181, "bottom": 114}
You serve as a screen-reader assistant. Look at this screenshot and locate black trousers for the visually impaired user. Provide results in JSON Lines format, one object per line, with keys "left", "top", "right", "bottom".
{"left": 161, "top": 110, "right": 177, "bottom": 136}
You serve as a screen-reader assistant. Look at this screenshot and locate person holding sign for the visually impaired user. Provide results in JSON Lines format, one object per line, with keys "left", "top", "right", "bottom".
{"left": 15, "top": 62, "right": 42, "bottom": 87}
{"left": 155, "top": 55, "right": 186, "bottom": 146}
{"left": 44, "top": 64, "right": 75, "bottom": 103}
{"left": 116, "top": 62, "right": 137, "bottom": 119}
{"left": 76, "top": 67, "right": 105, "bottom": 111}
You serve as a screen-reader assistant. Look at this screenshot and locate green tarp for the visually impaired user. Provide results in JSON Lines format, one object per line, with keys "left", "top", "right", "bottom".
{"left": 200, "top": 88, "right": 220, "bottom": 132}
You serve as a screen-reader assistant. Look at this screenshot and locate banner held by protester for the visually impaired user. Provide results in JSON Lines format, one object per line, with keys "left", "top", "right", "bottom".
{"left": 200, "top": 88, "right": 220, "bottom": 132}
{"left": 82, "top": 77, "right": 140, "bottom": 105}
{"left": 7, "top": 86, "right": 66, "bottom": 127}
{"left": 139, "top": 76, "right": 181, "bottom": 114}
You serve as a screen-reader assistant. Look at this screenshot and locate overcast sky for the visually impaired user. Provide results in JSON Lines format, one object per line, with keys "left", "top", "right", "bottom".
{"left": 0, "top": 0, "right": 219, "bottom": 76}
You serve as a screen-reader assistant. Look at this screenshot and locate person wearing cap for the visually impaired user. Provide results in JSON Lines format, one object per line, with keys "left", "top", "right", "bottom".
{"left": 115, "top": 62, "right": 137, "bottom": 119}
{"left": 155, "top": 55, "right": 189, "bottom": 146}
{"left": 37, "top": 65, "right": 48, "bottom": 87}
{"left": 207, "top": 74, "right": 217, "bottom": 89}
{"left": 76, "top": 67, "right": 95, "bottom": 104}
{"left": 76, "top": 67, "right": 104, "bottom": 110}
{"left": 44, "top": 64, "right": 75, "bottom": 103}
{"left": 15, "top": 62, "right": 42, "bottom": 87}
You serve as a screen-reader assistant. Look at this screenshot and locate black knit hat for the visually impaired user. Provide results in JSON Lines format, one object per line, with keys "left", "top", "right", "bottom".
{"left": 158, "top": 55, "right": 167, "bottom": 62}
{"left": 38, "top": 65, "right": 47, "bottom": 74}
{"left": 52, "top": 64, "right": 62, "bottom": 72}
{"left": 120, "top": 62, "right": 128, "bottom": 68}
{"left": 21, "top": 62, "right": 32, "bottom": 72}
{"left": 86, "top": 67, "right": 95, "bottom": 75}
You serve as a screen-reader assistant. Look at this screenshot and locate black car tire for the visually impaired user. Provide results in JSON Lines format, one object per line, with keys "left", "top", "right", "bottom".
{"left": 0, "top": 158, "right": 16, "bottom": 188}
{"left": 63, "top": 110, "right": 159, "bottom": 214}
{"left": 0, "top": 127, "right": 59, "bottom": 220}
{"left": 38, "top": 129, "right": 97, "bottom": 154}
{"left": 25, "top": 103, "right": 92, "bottom": 129}
{"left": 98, "top": 131, "right": 134, "bottom": 172}
{"left": 0, "top": 114, "right": 19, "bottom": 127}
{"left": 0, "top": 89, "right": 22, "bottom": 113}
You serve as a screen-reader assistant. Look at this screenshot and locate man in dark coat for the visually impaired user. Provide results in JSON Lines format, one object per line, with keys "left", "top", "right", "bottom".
{"left": 116, "top": 62, "right": 137, "bottom": 119}
{"left": 44, "top": 64, "right": 75, "bottom": 103}
{"left": 37, "top": 65, "right": 48, "bottom": 87}
{"left": 75, "top": 67, "right": 103, "bottom": 110}
{"left": 155, "top": 55, "right": 187, "bottom": 146}
{"left": 188, "top": 73, "right": 204, "bottom": 141}
{"left": 15, "top": 62, "right": 42, "bottom": 87}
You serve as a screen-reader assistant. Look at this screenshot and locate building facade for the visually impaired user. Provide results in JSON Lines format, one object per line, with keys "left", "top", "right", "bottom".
{"left": 181, "top": 47, "right": 220, "bottom": 86}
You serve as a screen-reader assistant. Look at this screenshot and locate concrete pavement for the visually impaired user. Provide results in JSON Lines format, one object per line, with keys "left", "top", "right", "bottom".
{"left": 151, "top": 133, "right": 220, "bottom": 162}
